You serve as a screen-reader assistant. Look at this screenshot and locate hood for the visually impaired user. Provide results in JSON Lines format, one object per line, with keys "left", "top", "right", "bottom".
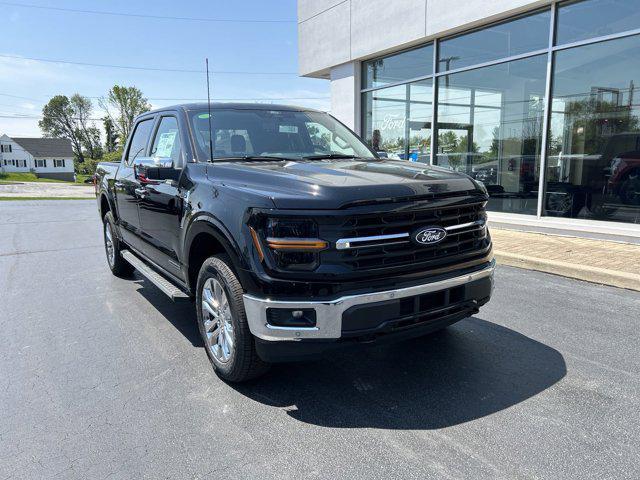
{"left": 209, "top": 158, "right": 483, "bottom": 209}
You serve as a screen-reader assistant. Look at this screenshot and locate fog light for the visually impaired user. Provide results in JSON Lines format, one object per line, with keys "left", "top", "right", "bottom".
{"left": 266, "top": 308, "right": 317, "bottom": 328}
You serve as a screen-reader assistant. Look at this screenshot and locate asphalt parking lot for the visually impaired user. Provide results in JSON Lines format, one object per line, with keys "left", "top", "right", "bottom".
{"left": 1, "top": 200, "right": 639, "bottom": 479}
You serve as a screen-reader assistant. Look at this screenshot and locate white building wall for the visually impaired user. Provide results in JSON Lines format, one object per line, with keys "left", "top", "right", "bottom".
{"left": 299, "top": 0, "right": 551, "bottom": 77}
{"left": 349, "top": 0, "right": 428, "bottom": 60}
{"left": 298, "top": 1, "right": 351, "bottom": 78}
{"left": 329, "top": 62, "right": 360, "bottom": 131}
{"left": 33, "top": 157, "right": 75, "bottom": 174}
{"left": 0, "top": 134, "right": 75, "bottom": 177}
{"left": 0, "top": 135, "right": 32, "bottom": 172}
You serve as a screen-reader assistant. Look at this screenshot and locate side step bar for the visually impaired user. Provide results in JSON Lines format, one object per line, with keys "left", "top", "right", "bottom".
{"left": 121, "top": 250, "right": 190, "bottom": 302}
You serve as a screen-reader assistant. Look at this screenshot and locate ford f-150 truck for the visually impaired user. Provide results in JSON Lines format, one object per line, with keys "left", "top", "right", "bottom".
{"left": 95, "top": 103, "right": 494, "bottom": 382}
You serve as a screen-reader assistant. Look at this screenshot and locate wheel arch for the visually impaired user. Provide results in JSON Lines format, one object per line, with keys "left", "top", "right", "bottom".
{"left": 99, "top": 192, "right": 116, "bottom": 220}
{"left": 184, "top": 215, "right": 246, "bottom": 293}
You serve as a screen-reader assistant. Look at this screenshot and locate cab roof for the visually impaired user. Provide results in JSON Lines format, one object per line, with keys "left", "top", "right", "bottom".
{"left": 147, "top": 102, "right": 323, "bottom": 115}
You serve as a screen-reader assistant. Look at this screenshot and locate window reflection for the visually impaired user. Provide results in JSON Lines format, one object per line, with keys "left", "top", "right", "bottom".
{"left": 438, "top": 10, "right": 550, "bottom": 72}
{"left": 435, "top": 55, "right": 547, "bottom": 215}
{"left": 359, "top": 0, "right": 640, "bottom": 225}
{"left": 546, "top": 35, "right": 640, "bottom": 223}
{"left": 363, "top": 44, "right": 433, "bottom": 89}
{"left": 363, "top": 80, "right": 433, "bottom": 162}
{"left": 555, "top": 0, "right": 640, "bottom": 46}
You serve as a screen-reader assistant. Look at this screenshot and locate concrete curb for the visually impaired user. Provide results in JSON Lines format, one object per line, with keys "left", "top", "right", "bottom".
{"left": 494, "top": 251, "right": 640, "bottom": 292}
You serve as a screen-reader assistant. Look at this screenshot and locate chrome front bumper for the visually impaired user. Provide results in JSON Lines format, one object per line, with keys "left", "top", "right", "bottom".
{"left": 243, "top": 262, "right": 495, "bottom": 341}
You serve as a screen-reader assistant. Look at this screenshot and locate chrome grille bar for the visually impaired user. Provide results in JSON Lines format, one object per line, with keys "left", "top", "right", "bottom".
{"left": 444, "top": 219, "right": 486, "bottom": 231}
{"left": 335, "top": 233, "right": 410, "bottom": 250}
{"left": 335, "top": 220, "right": 486, "bottom": 250}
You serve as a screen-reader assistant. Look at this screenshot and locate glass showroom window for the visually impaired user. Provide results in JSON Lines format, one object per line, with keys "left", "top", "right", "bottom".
{"left": 435, "top": 55, "right": 547, "bottom": 215}
{"left": 555, "top": 0, "right": 640, "bottom": 46}
{"left": 437, "top": 9, "right": 550, "bottom": 72}
{"left": 363, "top": 44, "right": 433, "bottom": 89}
{"left": 363, "top": 80, "right": 433, "bottom": 161}
{"left": 545, "top": 35, "right": 640, "bottom": 223}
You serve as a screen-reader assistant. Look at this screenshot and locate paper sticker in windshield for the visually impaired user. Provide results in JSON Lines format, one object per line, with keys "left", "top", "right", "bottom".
{"left": 279, "top": 125, "right": 298, "bottom": 134}
{"left": 155, "top": 131, "right": 177, "bottom": 157}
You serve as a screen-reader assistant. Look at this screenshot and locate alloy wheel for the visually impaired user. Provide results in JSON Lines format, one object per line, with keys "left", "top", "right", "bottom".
{"left": 201, "top": 277, "right": 235, "bottom": 363}
{"left": 104, "top": 222, "right": 115, "bottom": 267}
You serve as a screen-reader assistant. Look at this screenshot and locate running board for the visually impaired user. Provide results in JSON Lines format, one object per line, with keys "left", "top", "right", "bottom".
{"left": 121, "top": 250, "right": 190, "bottom": 301}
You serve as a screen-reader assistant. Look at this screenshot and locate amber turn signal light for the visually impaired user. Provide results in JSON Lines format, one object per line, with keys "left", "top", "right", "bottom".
{"left": 249, "top": 227, "right": 265, "bottom": 262}
{"left": 266, "top": 238, "right": 328, "bottom": 251}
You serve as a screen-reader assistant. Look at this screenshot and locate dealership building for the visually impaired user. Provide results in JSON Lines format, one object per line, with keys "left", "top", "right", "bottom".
{"left": 298, "top": 0, "right": 640, "bottom": 238}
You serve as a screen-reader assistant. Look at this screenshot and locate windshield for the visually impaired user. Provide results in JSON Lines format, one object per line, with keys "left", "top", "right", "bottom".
{"left": 188, "top": 108, "right": 377, "bottom": 161}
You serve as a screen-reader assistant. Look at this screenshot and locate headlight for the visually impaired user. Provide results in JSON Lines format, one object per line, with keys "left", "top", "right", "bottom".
{"left": 266, "top": 218, "right": 319, "bottom": 239}
{"left": 253, "top": 218, "right": 327, "bottom": 271}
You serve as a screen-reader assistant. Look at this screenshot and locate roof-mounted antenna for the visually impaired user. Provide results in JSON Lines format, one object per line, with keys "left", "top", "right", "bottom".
{"left": 206, "top": 58, "right": 214, "bottom": 162}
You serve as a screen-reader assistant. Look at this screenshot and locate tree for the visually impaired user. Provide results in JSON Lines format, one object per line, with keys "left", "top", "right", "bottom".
{"left": 437, "top": 131, "right": 479, "bottom": 155}
{"left": 82, "top": 126, "right": 103, "bottom": 160}
{"left": 555, "top": 97, "right": 639, "bottom": 157}
{"left": 489, "top": 126, "right": 501, "bottom": 157}
{"left": 102, "top": 149, "right": 124, "bottom": 163}
{"left": 100, "top": 85, "right": 151, "bottom": 141}
{"left": 39, "top": 94, "right": 100, "bottom": 163}
{"left": 307, "top": 124, "right": 331, "bottom": 150}
{"left": 72, "top": 94, "right": 102, "bottom": 160}
{"left": 437, "top": 131, "right": 460, "bottom": 152}
{"left": 455, "top": 135, "right": 479, "bottom": 154}
{"left": 103, "top": 116, "right": 118, "bottom": 153}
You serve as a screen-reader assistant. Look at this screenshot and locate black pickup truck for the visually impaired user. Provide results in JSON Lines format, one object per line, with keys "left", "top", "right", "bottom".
{"left": 95, "top": 103, "right": 494, "bottom": 382}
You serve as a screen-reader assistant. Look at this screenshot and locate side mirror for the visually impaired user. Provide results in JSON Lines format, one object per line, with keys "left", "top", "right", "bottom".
{"left": 134, "top": 157, "right": 180, "bottom": 183}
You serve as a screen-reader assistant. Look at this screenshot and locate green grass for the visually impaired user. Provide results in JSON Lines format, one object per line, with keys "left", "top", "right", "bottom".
{"left": 74, "top": 174, "right": 94, "bottom": 184}
{"left": 0, "top": 196, "right": 92, "bottom": 201}
{"left": 0, "top": 172, "right": 94, "bottom": 184}
{"left": 0, "top": 172, "right": 69, "bottom": 183}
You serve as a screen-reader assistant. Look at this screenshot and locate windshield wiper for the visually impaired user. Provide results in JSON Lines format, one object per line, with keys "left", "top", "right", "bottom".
{"left": 213, "top": 155, "right": 290, "bottom": 162}
{"left": 303, "top": 153, "right": 357, "bottom": 160}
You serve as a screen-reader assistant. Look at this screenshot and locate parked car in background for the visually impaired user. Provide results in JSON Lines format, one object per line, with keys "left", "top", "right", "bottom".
{"left": 435, "top": 153, "right": 488, "bottom": 176}
{"left": 609, "top": 151, "right": 640, "bottom": 205}
{"left": 473, "top": 166, "right": 497, "bottom": 185}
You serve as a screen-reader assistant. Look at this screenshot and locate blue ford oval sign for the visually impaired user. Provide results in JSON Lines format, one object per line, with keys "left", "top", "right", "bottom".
{"left": 412, "top": 226, "right": 447, "bottom": 246}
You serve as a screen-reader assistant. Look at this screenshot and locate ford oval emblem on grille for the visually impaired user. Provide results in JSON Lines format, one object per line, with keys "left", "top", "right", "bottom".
{"left": 412, "top": 226, "right": 447, "bottom": 246}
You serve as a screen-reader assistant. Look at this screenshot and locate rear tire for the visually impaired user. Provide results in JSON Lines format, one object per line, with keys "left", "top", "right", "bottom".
{"left": 103, "top": 211, "right": 134, "bottom": 277}
{"left": 196, "top": 255, "right": 270, "bottom": 382}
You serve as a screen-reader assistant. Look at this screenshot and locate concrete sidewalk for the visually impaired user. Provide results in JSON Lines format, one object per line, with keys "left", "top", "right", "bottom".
{"left": 0, "top": 181, "right": 94, "bottom": 198}
{"left": 491, "top": 228, "right": 640, "bottom": 291}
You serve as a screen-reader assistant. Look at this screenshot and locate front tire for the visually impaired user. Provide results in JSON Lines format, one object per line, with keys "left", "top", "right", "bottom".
{"left": 196, "top": 255, "right": 269, "bottom": 382}
{"left": 619, "top": 173, "right": 640, "bottom": 205}
{"left": 103, "top": 211, "right": 134, "bottom": 277}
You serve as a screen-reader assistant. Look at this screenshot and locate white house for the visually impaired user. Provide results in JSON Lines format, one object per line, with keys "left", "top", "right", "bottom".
{"left": 0, "top": 134, "right": 75, "bottom": 181}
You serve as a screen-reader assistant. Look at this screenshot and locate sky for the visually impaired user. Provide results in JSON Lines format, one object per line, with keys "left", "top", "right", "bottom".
{"left": 0, "top": 0, "right": 330, "bottom": 137}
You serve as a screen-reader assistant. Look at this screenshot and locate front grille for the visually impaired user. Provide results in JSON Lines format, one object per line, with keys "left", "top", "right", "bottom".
{"left": 319, "top": 201, "right": 490, "bottom": 274}
{"left": 340, "top": 272, "right": 494, "bottom": 336}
